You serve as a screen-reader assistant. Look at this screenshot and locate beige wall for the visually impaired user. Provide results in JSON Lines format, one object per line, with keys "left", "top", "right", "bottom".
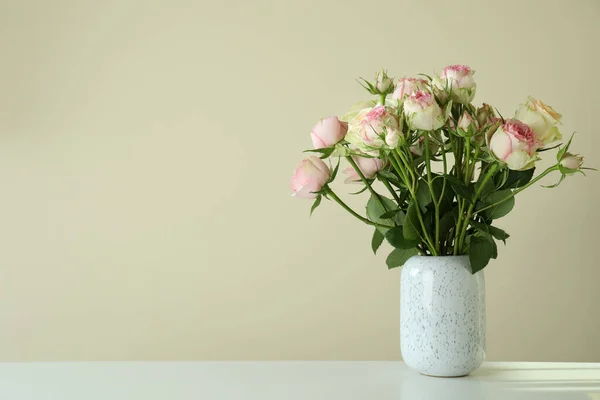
{"left": 0, "top": 0, "right": 598, "bottom": 362}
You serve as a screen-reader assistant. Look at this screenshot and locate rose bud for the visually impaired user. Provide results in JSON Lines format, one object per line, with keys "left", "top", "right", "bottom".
{"left": 344, "top": 155, "right": 384, "bottom": 183}
{"left": 290, "top": 156, "right": 331, "bottom": 199}
{"left": 375, "top": 70, "right": 393, "bottom": 94}
{"left": 458, "top": 111, "right": 477, "bottom": 133}
{"left": 476, "top": 103, "right": 496, "bottom": 127}
{"left": 310, "top": 116, "right": 348, "bottom": 149}
{"left": 410, "top": 135, "right": 439, "bottom": 156}
{"left": 560, "top": 152, "right": 584, "bottom": 172}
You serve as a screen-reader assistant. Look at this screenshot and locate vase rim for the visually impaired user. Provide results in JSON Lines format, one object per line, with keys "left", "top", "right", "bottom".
{"left": 412, "top": 255, "right": 469, "bottom": 259}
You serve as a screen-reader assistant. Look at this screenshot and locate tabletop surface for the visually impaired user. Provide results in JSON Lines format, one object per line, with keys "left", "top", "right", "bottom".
{"left": 0, "top": 361, "right": 598, "bottom": 400}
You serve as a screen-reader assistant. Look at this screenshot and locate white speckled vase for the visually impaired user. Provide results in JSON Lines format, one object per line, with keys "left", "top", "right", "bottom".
{"left": 400, "top": 255, "right": 485, "bottom": 377}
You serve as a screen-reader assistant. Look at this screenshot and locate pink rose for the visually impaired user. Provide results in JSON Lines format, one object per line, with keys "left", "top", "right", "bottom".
{"left": 442, "top": 65, "right": 475, "bottom": 88}
{"left": 403, "top": 91, "right": 445, "bottom": 131}
{"left": 359, "top": 106, "right": 401, "bottom": 148}
{"left": 290, "top": 156, "right": 331, "bottom": 199}
{"left": 488, "top": 119, "right": 541, "bottom": 170}
{"left": 434, "top": 64, "right": 476, "bottom": 104}
{"left": 391, "top": 77, "right": 428, "bottom": 101}
{"left": 344, "top": 155, "right": 384, "bottom": 183}
{"left": 311, "top": 116, "right": 348, "bottom": 149}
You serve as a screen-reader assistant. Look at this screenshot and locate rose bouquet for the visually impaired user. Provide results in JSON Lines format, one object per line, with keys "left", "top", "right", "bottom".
{"left": 290, "top": 65, "right": 591, "bottom": 273}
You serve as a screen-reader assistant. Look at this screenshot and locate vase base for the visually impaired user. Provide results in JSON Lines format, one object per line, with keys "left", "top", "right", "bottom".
{"left": 419, "top": 372, "right": 469, "bottom": 378}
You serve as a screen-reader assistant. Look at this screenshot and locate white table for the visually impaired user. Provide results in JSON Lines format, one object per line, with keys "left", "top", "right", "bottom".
{"left": 0, "top": 362, "right": 598, "bottom": 399}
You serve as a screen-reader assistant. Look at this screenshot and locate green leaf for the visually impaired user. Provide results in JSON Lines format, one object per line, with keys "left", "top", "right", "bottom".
{"left": 386, "top": 248, "right": 418, "bottom": 269}
{"left": 432, "top": 176, "right": 453, "bottom": 215}
{"left": 416, "top": 180, "right": 432, "bottom": 212}
{"left": 438, "top": 211, "right": 456, "bottom": 243}
{"left": 303, "top": 147, "right": 335, "bottom": 159}
{"left": 556, "top": 133, "right": 575, "bottom": 162}
{"left": 500, "top": 168, "right": 535, "bottom": 189}
{"left": 329, "top": 159, "right": 340, "bottom": 182}
{"left": 469, "top": 236, "right": 494, "bottom": 274}
{"left": 470, "top": 220, "right": 510, "bottom": 244}
{"left": 378, "top": 170, "right": 398, "bottom": 180}
{"left": 490, "top": 236, "right": 498, "bottom": 259}
{"left": 379, "top": 208, "right": 401, "bottom": 219}
{"left": 356, "top": 77, "right": 378, "bottom": 94}
{"left": 542, "top": 174, "right": 565, "bottom": 189}
{"left": 481, "top": 189, "right": 515, "bottom": 220}
{"left": 444, "top": 174, "right": 474, "bottom": 203}
{"left": 366, "top": 195, "right": 397, "bottom": 233}
{"left": 349, "top": 185, "right": 370, "bottom": 195}
{"left": 385, "top": 226, "right": 421, "bottom": 249}
{"left": 403, "top": 201, "right": 421, "bottom": 241}
{"left": 475, "top": 174, "right": 496, "bottom": 197}
{"left": 395, "top": 210, "right": 406, "bottom": 225}
{"left": 538, "top": 142, "right": 562, "bottom": 152}
{"left": 444, "top": 100, "right": 453, "bottom": 120}
{"left": 310, "top": 195, "right": 322, "bottom": 216}
{"left": 371, "top": 229, "right": 385, "bottom": 254}
{"left": 487, "top": 225, "right": 509, "bottom": 244}
{"left": 411, "top": 155, "right": 426, "bottom": 167}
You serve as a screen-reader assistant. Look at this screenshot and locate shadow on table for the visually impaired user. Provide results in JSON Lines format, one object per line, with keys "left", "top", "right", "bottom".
{"left": 399, "top": 371, "right": 600, "bottom": 400}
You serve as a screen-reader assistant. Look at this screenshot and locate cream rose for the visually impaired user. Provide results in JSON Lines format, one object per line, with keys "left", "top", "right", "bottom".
{"left": 514, "top": 97, "right": 562, "bottom": 145}
{"left": 433, "top": 64, "right": 476, "bottom": 104}
{"left": 358, "top": 106, "right": 402, "bottom": 149}
{"left": 391, "top": 77, "right": 428, "bottom": 101}
{"left": 403, "top": 91, "right": 446, "bottom": 131}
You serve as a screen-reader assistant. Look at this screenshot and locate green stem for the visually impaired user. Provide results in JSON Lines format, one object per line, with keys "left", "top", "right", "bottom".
{"left": 400, "top": 159, "right": 437, "bottom": 254}
{"left": 440, "top": 145, "right": 449, "bottom": 254}
{"left": 390, "top": 149, "right": 437, "bottom": 254}
{"left": 388, "top": 155, "right": 408, "bottom": 183}
{"left": 456, "top": 139, "right": 463, "bottom": 181}
{"left": 389, "top": 150, "right": 436, "bottom": 255}
{"left": 457, "top": 163, "right": 498, "bottom": 252}
{"left": 379, "top": 175, "right": 402, "bottom": 204}
{"left": 413, "top": 200, "right": 438, "bottom": 256}
{"left": 464, "top": 138, "right": 471, "bottom": 184}
{"left": 346, "top": 156, "right": 388, "bottom": 213}
{"left": 326, "top": 187, "right": 393, "bottom": 229}
{"left": 396, "top": 149, "right": 417, "bottom": 191}
{"left": 423, "top": 132, "right": 440, "bottom": 254}
{"left": 468, "top": 146, "right": 480, "bottom": 181}
{"left": 453, "top": 199, "right": 466, "bottom": 256}
{"left": 474, "top": 165, "right": 559, "bottom": 214}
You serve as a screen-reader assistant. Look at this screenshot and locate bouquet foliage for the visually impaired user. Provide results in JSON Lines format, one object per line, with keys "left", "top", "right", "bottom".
{"left": 290, "top": 65, "right": 591, "bottom": 272}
